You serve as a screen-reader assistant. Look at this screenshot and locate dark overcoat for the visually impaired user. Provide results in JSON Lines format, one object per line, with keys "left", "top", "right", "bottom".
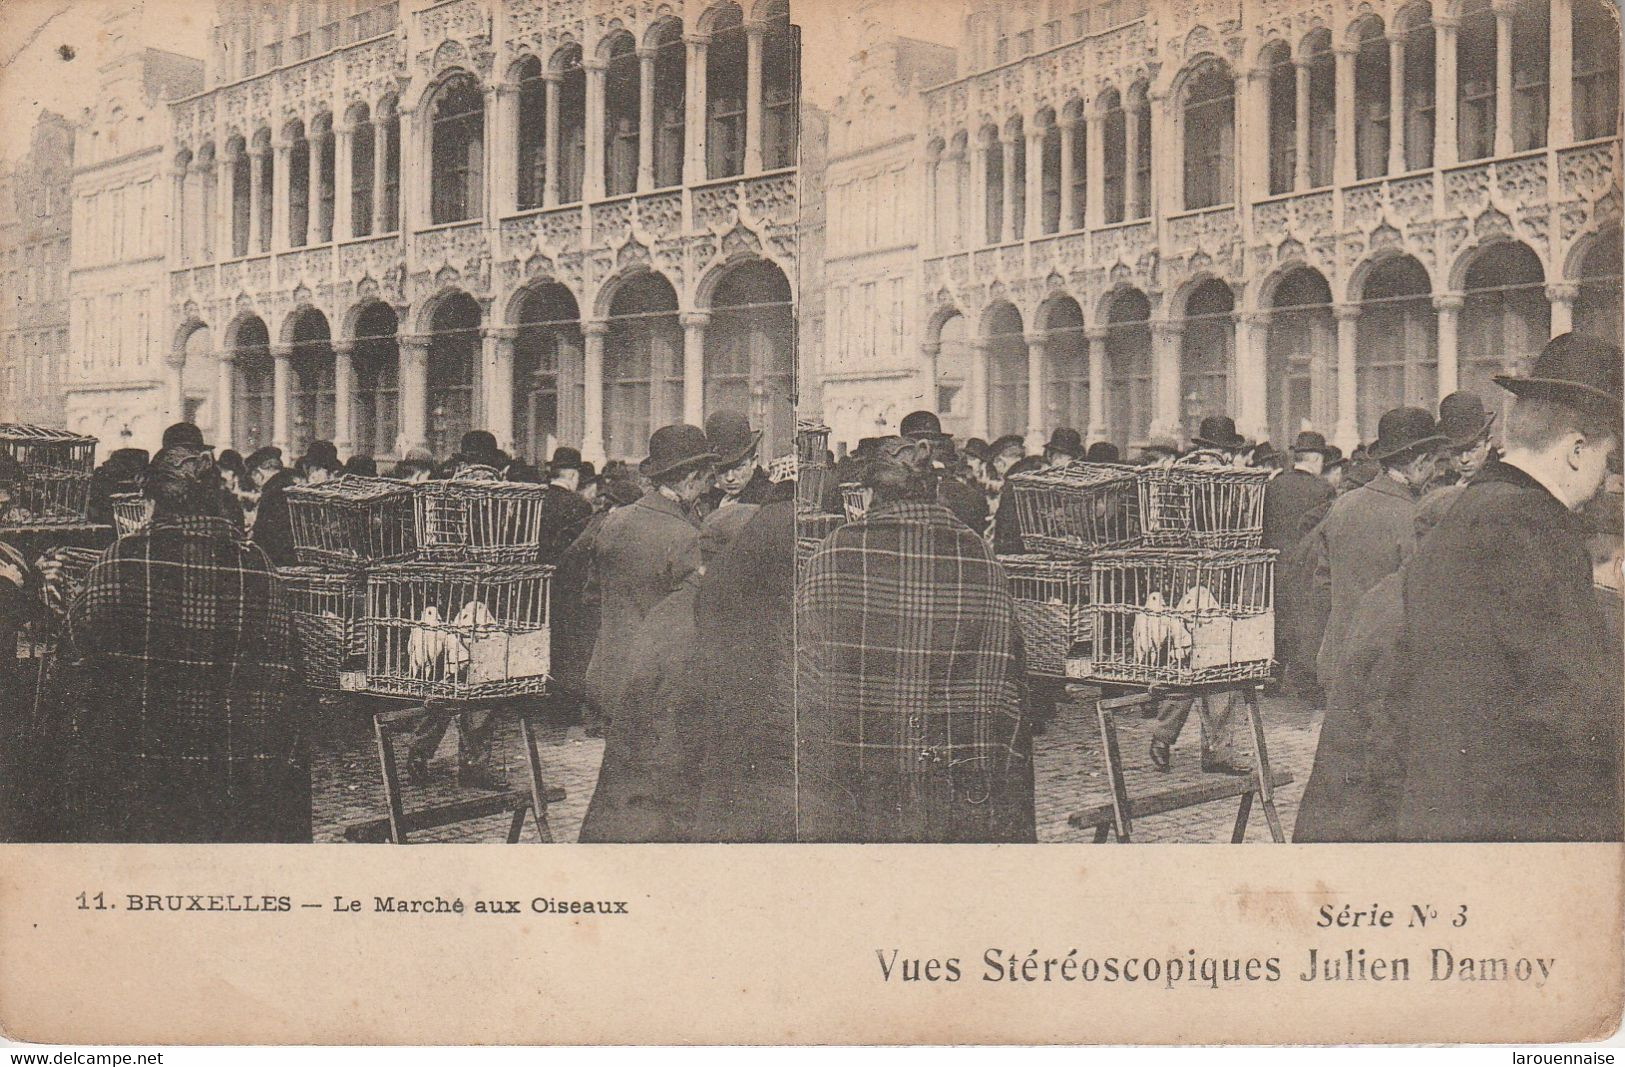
{"left": 1263, "top": 469, "right": 1335, "bottom": 674}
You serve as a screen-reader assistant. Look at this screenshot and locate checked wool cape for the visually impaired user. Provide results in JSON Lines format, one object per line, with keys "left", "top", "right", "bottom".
{"left": 795, "top": 499, "right": 1036, "bottom": 842}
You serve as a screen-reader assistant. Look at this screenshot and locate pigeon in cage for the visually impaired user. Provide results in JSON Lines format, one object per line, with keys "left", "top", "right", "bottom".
{"left": 1170, "top": 584, "right": 1218, "bottom": 666}
{"left": 444, "top": 599, "right": 496, "bottom": 680}
{"left": 1132, "top": 590, "right": 1179, "bottom": 664}
{"left": 407, "top": 605, "right": 449, "bottom": 680}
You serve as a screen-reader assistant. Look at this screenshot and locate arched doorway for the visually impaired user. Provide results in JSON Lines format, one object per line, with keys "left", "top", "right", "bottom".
{"left": 1356, "top": 254, "right": 1436, "bottom": 440}
{"left": 1105, "top": 289, "right": 1152, "bottom": 450}
{"left": 1267, "top": 267, "right": 1334, "bottom": 447}
{"left": 605, "top": 272, "right": 682, "bottom": 462}
{"left": 1460, "top": 241, "right": 1548, "bottom": 424}
{"left": 352, "top": 302, "right": 399, "bottom": 458}
{"left": 426, "top": 293, "right": 481, "bottom": 459}
{"left": 514, "top": 283, "right": 583, "bottom": 464}
{"left": 706, "top": 258, "right": 795, "bottom": 457}
{"left": 1180, "top": 279, "right": 1235, "bottom": 439}
{"left": 984, "top": 302, "right": 1027, "bottom": 440}
{"left": 232, "top": 316, "right": 274, "bottom": 454}
{"left": 935, "top": 310, "right": 972, "bottom": 439}
{"left": 287, "top": 307, "right": 336, "bottom": 456}
{"left": 1043, "top": 297, "right": 1087, "bottom": 435}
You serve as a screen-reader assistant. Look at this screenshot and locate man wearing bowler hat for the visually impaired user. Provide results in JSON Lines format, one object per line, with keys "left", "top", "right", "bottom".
{"left": 699, "top": 410, "right": 774, "bottom": 516}
{"left": 1371, "top": 333, "right": 1622, "bottom": 841}
{"left": 1430, "top": 390, "right": 1498, "bottom": 489}
{"left": 900, "top": 410, "right": 989, "bottom": 535}
{"left": 536, "top": 446, "right": 594, "bottom": 565}
{"left": 579, "top": 424, "right": 715, "bottom": 735}
{"left": 1263, "top": 431, "right": 1339, "bottom": 693}
{"left": 1042, "top": 427, "right": 1084, "bottom": 469}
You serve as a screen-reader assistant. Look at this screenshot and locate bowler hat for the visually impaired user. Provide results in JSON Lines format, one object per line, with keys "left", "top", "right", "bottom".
{"left": 1045, "top": 426, "right": 1084, "bottom": 458}
{"left": 162, "top": 421, "right": 209, "bottom": 451}
{"left": 1369, "top": 407, "right": 1448, "bottom": 462}
{"left": 900, "top": 410, "right": 952, "bottom": 440}
{"left": 1437, "top": 391, "right": 1496, "bottom": 448}
{"left": 988, "top": 433, "right": 1026, "bottom": 460}
{"left": 244, "top": 446, "right": 283, "bottom": 472}
{"left": 1495, "top": 332, "right": 1624, "bottom": 418}
{"left": 1322, "top": 444, "right": 1347, "bottom": 469}
{"left": 549, "top": 446, "right": 583, "bottom": 472}
{"left": 704, "top": 410, "right": 762, "bottom": 467}
{"left": 1192, "top": 415, "right": 1247, "bottom": 451}
{"left": 1251, "top": 441, "right": 1281, "bottom": 466}
{"left": 640, "top": 423, "right": 719, "bottom": 479}
{"left": 460, "top": 430, "right": 499, "bottom": 456}
{"left": 300, "top": 440, "right": 342, "bottom": 473}
{"left": 1085, "top": 441, "right": 1121, "bottom": 464}
{"left": 1291, "top": 430, "right": 1336, "bottom": 456}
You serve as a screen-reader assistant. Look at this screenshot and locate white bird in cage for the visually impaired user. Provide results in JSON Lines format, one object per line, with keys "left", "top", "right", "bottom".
{"left": 1132, "top": 590, "right": 1177, "bottom": 664}
{"left": 446, "top": 600, "right": 495, "bottom": 678}
{"left": 1170, "top": 585, "right": 1219, "bottom": 665}
{"left": 407, "top": 605, "right": 447, "bottom": 679}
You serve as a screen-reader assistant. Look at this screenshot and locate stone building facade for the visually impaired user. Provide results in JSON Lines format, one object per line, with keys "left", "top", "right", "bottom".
{"left": 166, "top": 0, "right": 801, "bottom": 466}
{"left": 0, "top": 113, "right": 76, "bottom": 430}
{"left": 66, "top": 35, "right": 206, "bottom": 454}
{"left": 814, "top": 0, "right": 1622, "bottom": 453}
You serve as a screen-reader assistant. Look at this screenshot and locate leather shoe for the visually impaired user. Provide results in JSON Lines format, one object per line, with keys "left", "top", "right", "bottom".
{"left": 1148, "top": 738, "right": 1171, "bottom": 771}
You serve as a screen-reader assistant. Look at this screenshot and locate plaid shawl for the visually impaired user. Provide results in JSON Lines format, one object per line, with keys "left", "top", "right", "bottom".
{"left": 795, "top": 499, "right": 1034, "bottom": 842}
{"left": 59, "top": 514, "right": 309, "bottom": 842}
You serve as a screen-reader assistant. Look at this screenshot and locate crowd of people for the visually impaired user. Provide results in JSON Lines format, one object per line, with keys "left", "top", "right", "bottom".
{"left": 0, "top": 332, "right": 1618, "bottom": 845}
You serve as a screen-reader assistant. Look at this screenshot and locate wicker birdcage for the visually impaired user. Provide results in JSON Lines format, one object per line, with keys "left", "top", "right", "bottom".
{"left": 998, "top": 554, "right": 1093, "bottom": 678}
{"left": 0, "top": 425, "right": 96, "bottom": 528}
{"left": 1084, "top": 547, "right": 1276, "bottom": 687}
{"left": 796, "top": 510, "right": 845, "bottom": 540}
{"left": 50, "top": 546, "right": 104, "bottom": 605}
{"left": 839, "top": 482, "right": 873, "bottom": 522}
{"left": 795, "top": 422, "right": 831, "bottom": 465}
{"left": 279, "top": 566, "right": 368, "bottom": 691}
{"left": 364, "top": 562, "right": 553, "bottom": 699}
{"left": 1137, "top": 463, "right": 1270, "bottom": 549}
{"left": 413, "top": 479, "right": 550, "bottom": 563}
{"left": 796, "top": 535, "right": 823, "bottom": 577}
{"left": 796, "top": 462, "right": 833, "bottom": 511}
{"left": 1008, "top": 462, "right": 1141, "bottom": 557}
{"left": 286, "top": 475, "right": 417, "bottom": 566}
{"left": 110, "top": 493, "right": 153, "bottom": 537}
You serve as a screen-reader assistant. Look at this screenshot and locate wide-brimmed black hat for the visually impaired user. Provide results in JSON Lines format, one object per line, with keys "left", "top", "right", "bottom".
{"left": 1292, "top": 430, "right": 1336, "bottom": 457}
{"left": 1085, "top": 441, "right": 1121, "bottom": 464}
{"left": 1192, "top": 415, "right": 1247, "bottom": 450}
{"left": 1437, "top": 391, "right": 1496, "bottom": 448}
{"left": 1369, "top": 407, "right": 1448, "bottom": 462}
{"left": 300, "top": 440, "right": 342, "bottom": 473}
{"left": 549, "top": 446, "right": 583, "bottom": 472}
{"left": 640, "top": 423, "right": 718, "bottom": 479}
{"left": 1495, "top": 332, "right": 1624, "bottom": 419}
{"left": 162, "top": 421, "right": 210, "bottom": 451}
{"left": 900, "top": 410, "right": 952, "bottom": 441}
{"left": 1322, "top": 444, "right": 1347, "bottom": 470}
{"left": 704, "top": 410, "right": 761, "bottom": 467}
{"left": 1045, "top": 427, "right": 1084, "bottom": 458}
{"left": 1251, "top": 441, "right": 1281, "bottom": 466}
{"left": 988, "top": 433, "right": 1026, "bottom": 460}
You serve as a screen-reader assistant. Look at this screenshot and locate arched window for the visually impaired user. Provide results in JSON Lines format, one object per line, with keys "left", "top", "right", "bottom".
{"left": 426, "top": 293, "right": 481, "bottom": 458}
{"left": 229, "top": 138, "right": 250, "bottom": 257}
{"left": 1129, "top": 83, "right": 1151, "bottom": 218}
{"left": 705, "top": 259, "right": 796, "bottom": 456}
{"left": 233, "top": 317, "right": 273, "bottom": 453}
{"left": 1267, "top": 268, "right": 1334, "bottom": 448}
{"left": 1574, "top": 0, "right": 1621, "bottom": 142}
{"left": 982, "top": 126, "right": 1003, "bottom": 243}
{"left": 352, "top": 302, "right": 399, "bottom": 458}
{"left": 430, "top": 74, "right": 484, "bottom": 224}
{"left": 1511, "top": 0, "right": 1549, "bottom": 151}
{"left": 1065, "top": 104, "right": 1087, "bottom": 230}
{"left": 1180, "top": 279, "right": 1234, "bottom": 439}
{"left": 288, "top": 308, "right": 335, "bottom": 457}
{"left": 1182, "top": 61, "right": 1234, "bottom": 209}
{"left": 1353, "top": 19, "right": 1390, "bottom": 180}
{"left": 603, "top": 32, "right": 640, "bottom": 197}
{"left": 1039, "top": 112, "right": 1061, "bottom": 235}
{"left": 935, "top": 311, "right": 972, "bottom": 437}
{"left": 1356, "top": 255, "right": 1436, "bottom": 438}
{"left": 313, "top": 115, "right": 335, "bottom": 243}
{"left": 1100, "top": 90, "right": 1126, "bottom": 224}
{"left": 1457, "top": 0, "right": 1497, "bottom": 162}
{"left": 514, "top": 284, "right": 583, "bottom": 463}
{"left": 254, "top": 129, "right": 273, "bottom": 254}
{"left": 1265, "top": 41, "right": 1295, "bottom": 195}
{"left": 707, "top": 4, "right": 748, "bottom": 179}
{"left": 1303, "top": 30, "right": 1335, "bottom": 187}
{"left": 349, "top": 104, "right": 375, "bottom": 237}
{"left": 605, "top": 273, "right": 682, "bottom": 461}
{"left": 1043, "top": 297, "right": 1088, "bottom": 435}
{"left": 1575, "top": 228, "right": 1623, "bottom": 347}
{"left": 651, "top": 20, "right": 686, "bottom": 187}
{"left": 1007, "top": 117, "right": 1027, "bottom": 241}
{"left": 288, "top": 121, "right": 310, "bottom": 247}
{"left": 555, "top": 47, "right": 587, "bottom": 203}
{"left": 761, "top": 0, "right": 799, "bottom": 170}
{"left": 516, "top": 58, "right": 546, "bottom": 210}
{"left": 378, "top": 99, "right": 400, "bottom": 232}
{"left": 1399, "top": 5, "right": 1436, "bottom": 169}
{"left": 1460, "top": 242, "right": 1548, "bottom": 424}
{"left": 985, "top": 302, "right": 1028, "bottom": 439}
{"left": 1105, "top": 290, "right": 1152, "bottom": 449}
{"left": 176, "top": 149, "right": 194, "bottom": 264}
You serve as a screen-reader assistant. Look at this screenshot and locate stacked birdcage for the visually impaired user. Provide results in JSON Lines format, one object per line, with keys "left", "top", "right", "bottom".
{"left": 364, "top": 562, "right": 553, "bottom": 700}
{"left": 1007, "top": 463, "right": 1142, "bottom": 556}
{"left": 0, "top": 425, "right": 97, "bottom": 529}
{"left": 286, "top": 475, "right": 417, "bottom": 566}
{"left": 413, "top": 479, "right": 549, "bottom": 563}
{"left": 1136, "top": 464, "right": 1270, "bottom": 549}
{"left": 795, "top": 422, "right": 833, "bottom": 512}
{"left": 110, "top": 493, "right": 154, "bottom": 537}
{"left": 280, "top": 566, "right": 369, "bottom": 691}
{"left": 997, "top": 554, "right": 1094, "bottom": 677}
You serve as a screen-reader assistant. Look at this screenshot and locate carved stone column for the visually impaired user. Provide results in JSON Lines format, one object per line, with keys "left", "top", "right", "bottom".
{"left": 919, "top": 340, "right": 940, "bottom": 410}
{"left": 1123, "top": 97, "right": 1142, "bottom": 217}
{"left": 1234, "top": 310, "right": 1270, "bottom": 443}
{"left": 272, "top": 138, "right": 292, "bottom": 251}
{"left": 1549, "top": 0, "right": 1575, "bottom": 145}
{"left": 398, "top": 334, "right": 430, "bottom": 455}
{"left": 1024, "top": 126, "right": 1044, "bottom": 237}
{"left": 744, "top": 20, "right": 766, "bottom": 174}
{"left": 1025, "top": 330, "right": 1047, "bottom": 452}
{"left": 372, "top": 114, "right": 391, "bottom": 232}
{"left": 333, "top": 341, "right": 355, "bottom": 457}
{"left": 247, "top": 145, "right": 266, "bottom": 254}
{"left": 1294, "top": 58, "right": 1312, "bottom": 190}
{"left": 1547, "top": 281, "right": 1580, "bottom": 337}
{"left": 335, "top": 121, "right": 354, "bottom": 240}
{"left": 216, "top": 156, "right": 235, "bottom": 257}
{"left": 582, "top": 320, "right": 608, "bottom": 462}
{"left": 681, "top": 312, "right": 709, "bottom": 426}
{"left": 215, "top": 351, "right": 236, "bottom": 451}
{"left": 543, "top": 72, "right": 562, "bottom": 207}
{"left": 584, "top": 58, "right": 608, "bottom": 202}
{"left": 1434, "top": 291, "right": 1464, "bottom": 398}
{"left": 1334, "top": 42, "right": 1357, "bottom": 186}
{"left": 1001, "top": 131, "right": 1019, "bottom": 242}
{"left": 684, "top": 34, "right": 710, "bottom": 185}
{"left": 1334, "top": 303, "right": 1361, "bottom": 449}
{"left": 1434, "top": 16, "right": 1461, "bottom": 166}
{"left": 969, "top": 338, "right": 991, "bottom": 440}
{"left": 1493, "top": 0, "right": 1516, "bottom": 157}
{"left": 637, "top": 47, "right": 657, "bottom": 192}
{"left": 486, "top": 326, "right": 516, "bottom": 453}
{"left": 1387, "top": 32, "right": 1407, "bottom": 175}
{"left": 1084, "top": 108, "right": 1104, "bottom": 230}
{"left": 1058, "top": 116, "right": 1078, "bottom": 230}
{"left": 1085, "top": 326, "right": 1109, "bottom": 442}
{"left": 1149, "top": 319, "right": 1184, "bottom": 441}
{"left": 271, "top": 343, "right": 294, "bottom": 454}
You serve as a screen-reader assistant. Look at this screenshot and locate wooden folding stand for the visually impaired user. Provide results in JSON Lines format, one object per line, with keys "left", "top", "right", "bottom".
{"left": 343, "top": 696, "right": 566, "bottom": 844}
{"left": 1066, "top": 682, "right": 1292, "bottom": 843}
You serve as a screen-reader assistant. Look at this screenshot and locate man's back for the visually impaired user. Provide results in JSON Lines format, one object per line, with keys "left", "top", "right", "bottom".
{"left": 1263, "top": 469, "right": 1333, "bottom": 551}
{"left": 1314, "top": 475, "right": 1419, "bottom": 690}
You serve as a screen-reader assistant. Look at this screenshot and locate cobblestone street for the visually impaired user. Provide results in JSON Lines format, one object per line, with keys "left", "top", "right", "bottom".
{"left": 311, "top": 691, "right": 1324, "bottom": 844}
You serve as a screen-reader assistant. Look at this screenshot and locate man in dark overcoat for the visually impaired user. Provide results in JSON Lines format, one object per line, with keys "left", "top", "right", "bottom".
{"left": 536, "top": 446, "right": 594, "bottom": 565}
{"left": 1263, "top": 430, "right": 1338, "bottom": 693}
{"left": 698, "top": 410, "right": 774, "bottom": 517}
{"left": 1377, "top": 334, "right": 1622, "bottom": 841}
{"left": 901, "top": 410, "right": 990, "bottom": 535}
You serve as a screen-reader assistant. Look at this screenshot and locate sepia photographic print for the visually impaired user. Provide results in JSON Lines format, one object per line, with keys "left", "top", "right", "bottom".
{"left": 0, "top": 0, "right": 1622, "bottom": 1047}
